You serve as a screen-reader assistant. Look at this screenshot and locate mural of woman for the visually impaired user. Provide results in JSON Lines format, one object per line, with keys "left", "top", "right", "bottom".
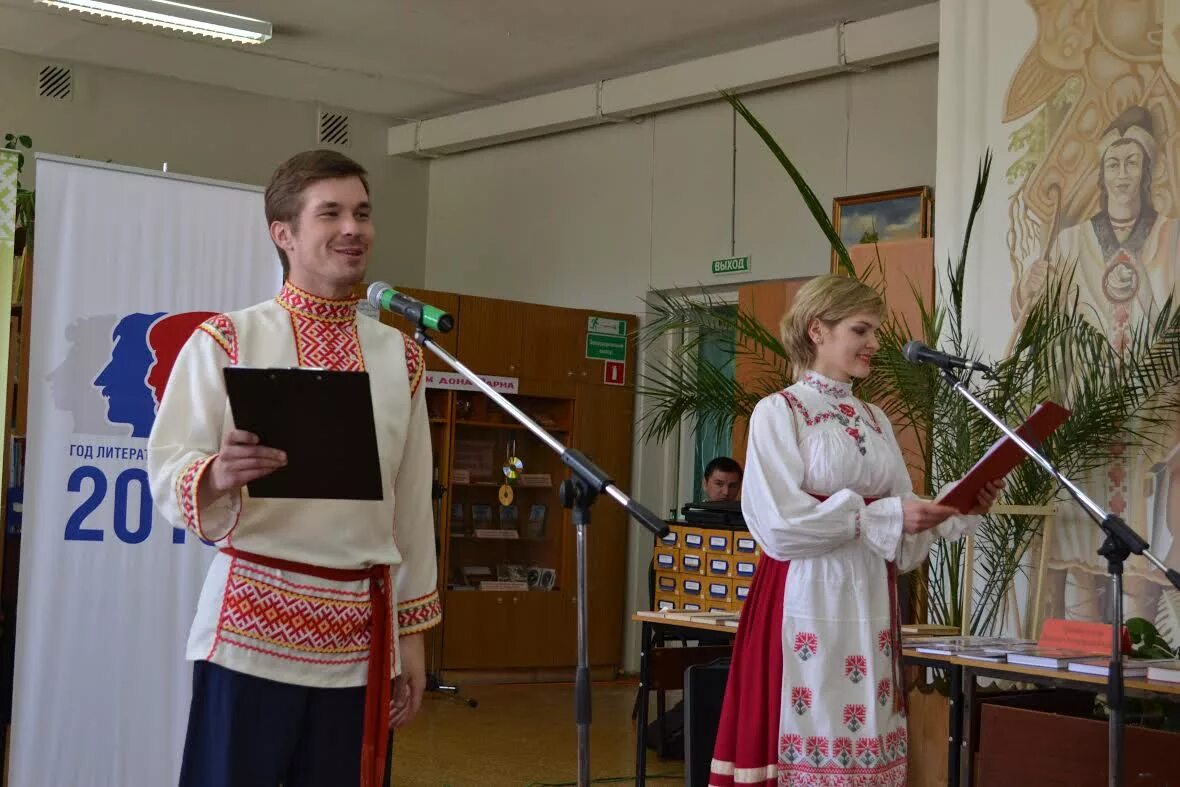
{"left": 1013, "top": 99, "right": 1180, "bottom": 623}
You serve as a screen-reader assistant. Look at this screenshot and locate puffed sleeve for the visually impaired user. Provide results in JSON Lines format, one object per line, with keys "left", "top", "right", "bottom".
{"left": 741, "top": 393, "right": 906, "bottom": 562}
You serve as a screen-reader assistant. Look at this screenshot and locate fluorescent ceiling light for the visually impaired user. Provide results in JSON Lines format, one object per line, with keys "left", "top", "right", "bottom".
{"left": 36, "top": 0, "right": 273, "bottom": 44}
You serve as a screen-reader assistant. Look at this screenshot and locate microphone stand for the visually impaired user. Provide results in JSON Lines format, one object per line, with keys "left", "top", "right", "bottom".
{"left": 408, "top": 319, "right": 669, "bottom": 787}
{"left": 934, "top": 367, "right": 1180, "bottom": 787}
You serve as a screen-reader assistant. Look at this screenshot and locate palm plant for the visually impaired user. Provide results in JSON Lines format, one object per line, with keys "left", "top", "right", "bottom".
{"left": 639, "top": 93, "right": 1180, "bottom": 634}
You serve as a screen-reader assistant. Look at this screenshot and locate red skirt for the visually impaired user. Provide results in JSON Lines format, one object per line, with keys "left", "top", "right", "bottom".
{"left": 708, "top": 554, "right": 790, "bottom": 787}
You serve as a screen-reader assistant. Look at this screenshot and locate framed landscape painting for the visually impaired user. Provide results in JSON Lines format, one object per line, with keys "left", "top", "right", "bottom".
{"left": 832, "top": 186, "right": 932, "bottom": 266}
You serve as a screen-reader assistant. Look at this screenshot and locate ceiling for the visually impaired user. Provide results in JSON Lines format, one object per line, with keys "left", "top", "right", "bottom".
{"left": 0, "top": 0, "right": 929, "bottom": 119}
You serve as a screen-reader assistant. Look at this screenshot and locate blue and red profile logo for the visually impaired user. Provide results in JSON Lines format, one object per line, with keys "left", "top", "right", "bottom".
{"left": 49, "top": 311, "right": 215, "bottom": 437}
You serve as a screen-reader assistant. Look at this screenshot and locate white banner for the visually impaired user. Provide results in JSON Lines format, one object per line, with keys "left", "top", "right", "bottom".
{"left": 10, "top": 157, "right": 281, "bottom": 786}
{"left": 937, "top": 1, "right": 1180, "bottom": 624}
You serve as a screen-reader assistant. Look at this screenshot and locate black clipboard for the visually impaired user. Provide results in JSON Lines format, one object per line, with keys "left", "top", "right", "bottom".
{"left": 223, "top": 367, "right": 384, "bottom": 500}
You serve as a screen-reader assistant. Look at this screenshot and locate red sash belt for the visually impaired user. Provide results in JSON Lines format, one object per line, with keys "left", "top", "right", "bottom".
{"left": 810, "top": 495, "right": 906, "bottom": 714}
{"left": 222, "top": 547, "right": 392, "bottom": 787}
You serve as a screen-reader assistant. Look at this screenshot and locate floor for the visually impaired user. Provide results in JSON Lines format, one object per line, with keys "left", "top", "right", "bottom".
{"left": 390, "top": 680, "right": 684, "bottom": 786}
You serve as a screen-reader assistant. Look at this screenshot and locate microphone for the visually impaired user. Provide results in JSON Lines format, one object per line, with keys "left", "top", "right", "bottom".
{"left": 902, "top": 340, "right": 993, "bottom": 374}
{"left": 367, "top": 282, "right": 454, "bottom": 334}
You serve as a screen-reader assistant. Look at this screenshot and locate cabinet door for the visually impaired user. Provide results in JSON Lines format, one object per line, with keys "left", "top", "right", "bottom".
{"left": 519, "top": 303, "right": 584, "bottom": 381}
{"left": 440, "top": 590, "right": 571, "bottom": 669}
{"left": 378, "top": 287, "right": 460, "bottom": 371}
{"left": 566, "top": 383, "right": 636, "bottom": 666}
{"left": 455, "top": 296, "right": 523, "bottom": 377}
{"left": 441, "top": 590, "right": 509, "bottom": 669}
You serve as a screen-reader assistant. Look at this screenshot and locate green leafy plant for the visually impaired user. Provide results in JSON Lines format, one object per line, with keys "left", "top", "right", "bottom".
{"left": 639, "top": 92, "right": 1180, "bottom": 636}
{"left": 1126, "top": 617, "right": 1180, "bottom": 660}
{"left": 4, "top": 132, "right": 36, "bottom": 244}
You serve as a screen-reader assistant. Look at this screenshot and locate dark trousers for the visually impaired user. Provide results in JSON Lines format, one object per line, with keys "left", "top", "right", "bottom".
{"left": 178, "top": 660, "right": 371, "bottom": 787}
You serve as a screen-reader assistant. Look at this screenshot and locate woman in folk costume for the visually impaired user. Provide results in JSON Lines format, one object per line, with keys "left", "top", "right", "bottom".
{"left": 709, "top": 275, "right": 1002, "bottom": 787}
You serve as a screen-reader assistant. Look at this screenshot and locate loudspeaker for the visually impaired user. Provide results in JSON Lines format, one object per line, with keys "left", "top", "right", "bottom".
{"left": 683, "top": 660, "right": 730, "bottom": 787}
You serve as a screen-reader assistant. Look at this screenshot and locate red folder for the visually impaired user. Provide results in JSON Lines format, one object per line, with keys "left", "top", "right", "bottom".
{"left": 935, "top": 400, "right": 1071, "bottom": 514}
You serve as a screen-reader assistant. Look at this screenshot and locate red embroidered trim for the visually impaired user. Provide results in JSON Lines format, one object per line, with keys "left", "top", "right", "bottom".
{"left": 397, "top": 589, "right": 441, "bottom": 634}
{"left": 801, "top": 371, "right": 852, "bottom": 398}
{"left": 276, "top": 281, "right": 359, "bottom": 323}
{"left": 234, "top": 563, "right": 370, "bottom": 599}
{"left": 779, "top": 729, "right": 907, "bottom": 780}
{"left": 288, "top": 314, "right": 365, "bottom": 371}
{"left": 197, "top": 314, "right": 238, "bottom": 364}
{"left": 176, "top": 455, "right": 214, "bottom": 540}
{"left": 402, "top": 334, "right": 424, "bottom": 397}
{"left": 216, "top": 560, "right": 374, "bottom": 663}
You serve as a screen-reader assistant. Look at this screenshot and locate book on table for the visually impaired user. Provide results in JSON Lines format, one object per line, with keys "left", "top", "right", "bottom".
{"left": 1066, "top": 657, "right": 1177, "bottom": 678}
{"left": 1005, "top": 646, "right": 1103, "bottom": 669}
{"left": 1145, "top": 659, "right": 1180, "bottom": 683}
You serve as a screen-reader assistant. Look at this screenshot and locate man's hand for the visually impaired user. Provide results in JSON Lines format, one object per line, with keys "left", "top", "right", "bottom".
{"left": 389, "top": 633, "right": 426, "bottom": 729}
{"left": 199, "top": 430, "right": 286, "bottom": 504}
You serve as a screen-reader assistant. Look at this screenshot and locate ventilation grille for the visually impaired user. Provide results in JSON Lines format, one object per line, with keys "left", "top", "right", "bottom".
{"left": 39, "top": 65, "right": 73, "bottom": 101}
{"left": 318, "top": 110, "right": 350, "bottom": 147}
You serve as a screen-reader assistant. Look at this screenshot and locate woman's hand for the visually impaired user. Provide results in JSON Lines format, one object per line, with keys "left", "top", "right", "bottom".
{"left": 967, "top": 479, "right": 1004, "bottom": 516}
{"left": 901, "top": 499, "right": 961, "bottom": 535}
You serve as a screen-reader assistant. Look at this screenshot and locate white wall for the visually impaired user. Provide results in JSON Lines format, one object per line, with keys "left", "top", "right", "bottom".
{"left": 426, "top": 55, "right": 938, "bottom": 312}
{"left": 0, "top": 48, "right": 429, "bottom": 286}
{"left": 422, "top": 54, "right": 940, "bottom": 671}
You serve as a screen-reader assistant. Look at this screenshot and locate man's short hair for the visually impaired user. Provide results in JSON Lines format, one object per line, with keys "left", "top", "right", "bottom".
{"left": 264, "top": 149, "right": 370, "bottom": 278}
{"left": 703, "top": 456, "right": 742, "bottom": 479}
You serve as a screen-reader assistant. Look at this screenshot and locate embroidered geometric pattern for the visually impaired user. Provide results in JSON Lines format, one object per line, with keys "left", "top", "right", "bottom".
{"left": 397, "top": 588, "right": 441, "bottom": 634}
{"left": 275, "top": 281, "right": 366, "bottom": 371}
{"left": 790, "top": 686, "right": 813, "bottom": 716}
{"left": 176, "top": 455, "right": 217, "bottom": 540}
{"left": 780, "top": 391, "right": 882, "bottom": 455}
{"left": 214, "top": 559, "right": 372, "bottom": 666}
{"left": 842, "top": 704, "right": 866, "bottom": 733}
{"left": 844, "top": 654, "right": 867, "bottom": 684}
{"left": 290, "top": 317, "right": 365, "bottom": 371}
{"left": 402, "top": 333, "right": 424, "bottom": 397}
{"left": 804, "top": 736, "right": 829, "bottom": 767}
{"left": 781, "top": 733, "right": 804, "bottom": 764}
{"left": 197, "top": 314, "right": 239, "bottom": 364}
{"left": 276, "top": 281, "right": 360, "bottom": 324}
{"left": 801, "top": 371, "right": 852, "bottom": 398}
{"left": 794, "top": 631, "right": 819, "bottom": 661}
{"left": 877, "top": 629, "right": 893, "bottom": 657}
{"left": 876, "top": 678, "right": 892, "bottom": 707}
{"left": 778, "top": 730, "right": 907, "bottom": 786}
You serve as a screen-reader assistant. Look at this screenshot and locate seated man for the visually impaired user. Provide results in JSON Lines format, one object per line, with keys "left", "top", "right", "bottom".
{"left": 701, "top": 456, "right": 742, "bottom": 502}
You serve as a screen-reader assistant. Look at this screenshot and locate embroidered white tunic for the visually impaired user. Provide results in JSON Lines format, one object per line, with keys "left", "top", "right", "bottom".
{"left": 148, "top": 283, "right": 441, "bottom": 689}
{"left": 741, "top": 371, "right": 979, "bottom": 785}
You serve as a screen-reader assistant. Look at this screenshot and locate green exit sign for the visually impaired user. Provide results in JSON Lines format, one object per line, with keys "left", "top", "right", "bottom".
{"left": 712, "top": 256, "right": 751, "bottom": 275}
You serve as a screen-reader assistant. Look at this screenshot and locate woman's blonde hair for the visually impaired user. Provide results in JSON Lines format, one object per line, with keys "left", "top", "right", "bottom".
{"left": 780, "top": 275, "right": 885, "bottom": 376}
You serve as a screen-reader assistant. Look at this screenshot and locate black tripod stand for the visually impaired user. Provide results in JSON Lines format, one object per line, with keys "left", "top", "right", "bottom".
{"left": 425, "top": 479, "right": 477, "bottom": 708}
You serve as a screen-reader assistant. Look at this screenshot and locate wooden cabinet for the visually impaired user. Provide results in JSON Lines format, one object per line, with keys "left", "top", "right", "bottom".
{"left": 519, "top": 304, "right": 637, "bottom": 386}
{"left": 413, "top": 292, "right": 636, "bottom": 675}
{"left": 566, "top": 383, "right": 635, "bottom": 665}
{"left": 454, "top": 295, "right": 523, "bottom": 377}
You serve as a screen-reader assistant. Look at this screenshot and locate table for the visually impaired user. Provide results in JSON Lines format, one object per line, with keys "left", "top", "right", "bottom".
{"left": 631, "top": 609, "right": 1180, "bottom": 787}
{"left": 632, "top": 611, "right": 735, "bottom": 786}
{"left": 901, "top": 648, "right": 1180, "bottom": 787}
